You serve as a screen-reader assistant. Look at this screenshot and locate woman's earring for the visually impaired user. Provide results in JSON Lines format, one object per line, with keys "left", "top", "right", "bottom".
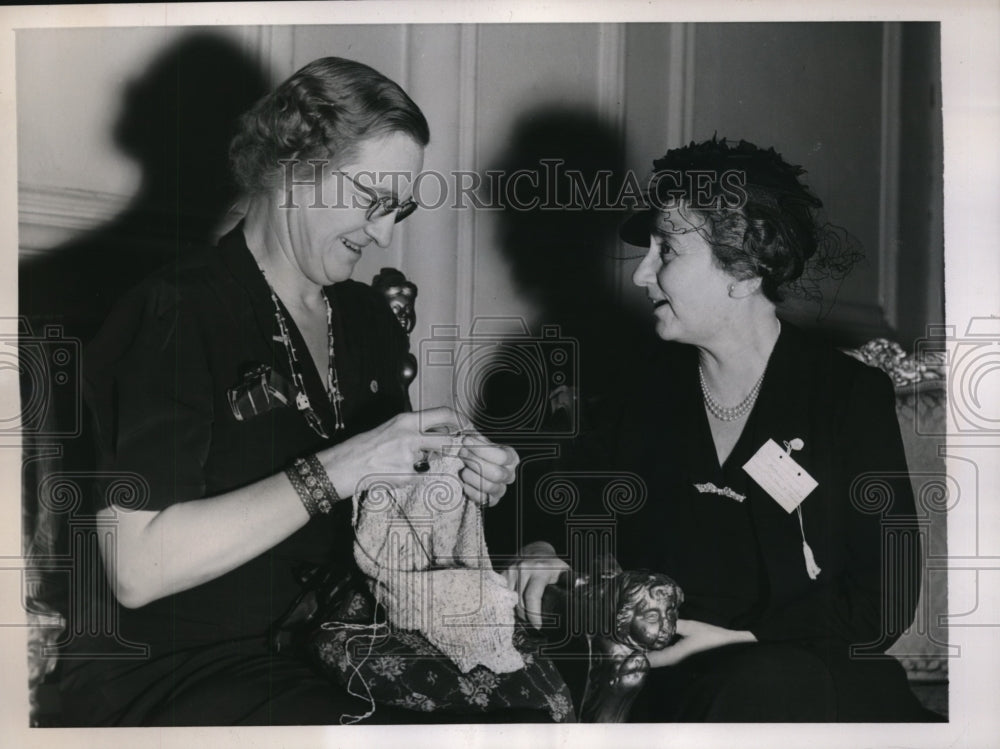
{"left": 727, "top": 283, "right": 736, "bottom": 298}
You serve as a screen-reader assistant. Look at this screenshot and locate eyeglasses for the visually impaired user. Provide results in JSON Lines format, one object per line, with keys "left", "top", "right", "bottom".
{"left": 337, "top": 171, "right": 418, "bottom": 224}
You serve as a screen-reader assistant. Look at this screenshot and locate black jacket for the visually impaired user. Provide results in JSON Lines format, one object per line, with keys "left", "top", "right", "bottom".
{"left": 570, "top": 322, "right": 919, "bottom": 653}
{"left": 68, "top": 225, "right": 410, "bottom": 654}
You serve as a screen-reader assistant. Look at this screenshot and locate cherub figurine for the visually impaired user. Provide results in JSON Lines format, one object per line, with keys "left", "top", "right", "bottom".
{"left": 581, "top": 569, "right": 683, "bottom": 722}
{"left": 540, "top": 557, "right": 683, "bottom": 722}
{"left": 372, "top": 267, "right": 419, "bottom": 387}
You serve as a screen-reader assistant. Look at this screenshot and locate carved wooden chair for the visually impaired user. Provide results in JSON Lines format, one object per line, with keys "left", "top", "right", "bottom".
{"left": 538, "top": 556, "right": 682, "bottom": 722}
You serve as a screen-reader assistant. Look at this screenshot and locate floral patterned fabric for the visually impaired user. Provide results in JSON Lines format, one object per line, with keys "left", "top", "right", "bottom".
{"left": 308, "top": 589, "right": 575, "bottom": 722}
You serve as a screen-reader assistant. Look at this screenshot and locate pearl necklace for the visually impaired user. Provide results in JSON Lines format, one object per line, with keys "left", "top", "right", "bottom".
{"left": 260, "top": 268, "right": 345, "bottom": 438}
{"left": 698, "top": 320, "right": 780, "bottom": 422}
{"left": 699, "top": 366, "right": 765, "bottom": 422}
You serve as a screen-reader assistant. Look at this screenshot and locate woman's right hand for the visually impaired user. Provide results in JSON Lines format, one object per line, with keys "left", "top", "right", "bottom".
{"left": 318, "top": 407, "right": 519, "bottom": 505}
{"left": 317, "top": 407, "right": 463, "bottom": 497}
{"left": 504, "top": 540, "right": 571, "bottom": 629}
{"left": 101, "top": 407, "right": 506, "bottom": 609}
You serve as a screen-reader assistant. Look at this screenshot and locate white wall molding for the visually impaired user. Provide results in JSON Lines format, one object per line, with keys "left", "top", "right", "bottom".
{"left": 596, "top": 24, "right": 626, "bottom": 132}
{"left": 268, "top": 26, "right": 296, "bottom": 80}
{"left": 237, "top": 26, "right": 266, "bottom": 78}
{"left": 389, "top": 23, "right": 413, "bottom": 275}
{"left": 597, "top": 24, "right": 627, "bottom": 303}
{"left": 666, "top": 23, "right": 696, "bottom": 148}
{"left": 237, "top": 25, "right": 290, "bottom": 83}
{"left": 18, "top": 183, "right": 131, "bottom": 255}
{"left": 879, "top": 22, "right": 903, "bottom": 332}
{"left": 454, "top": 24, "right": 479, "bottom": 332}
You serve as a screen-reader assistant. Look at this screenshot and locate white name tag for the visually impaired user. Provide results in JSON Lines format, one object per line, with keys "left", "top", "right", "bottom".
{"left": 743, "top": 439, "right": 818, "bottom": 513}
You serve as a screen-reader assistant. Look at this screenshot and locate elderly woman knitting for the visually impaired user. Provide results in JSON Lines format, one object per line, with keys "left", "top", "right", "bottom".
{"left": 57, "top": 57, "right": 523, "bottom": 726}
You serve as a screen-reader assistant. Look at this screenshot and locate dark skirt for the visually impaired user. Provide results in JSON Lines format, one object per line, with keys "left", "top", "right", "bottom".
{"left": 629, "top": 641, "right": 941, "bottom": 722}
{"left": 58, "top": 637, "right": 551, "bottom": 726}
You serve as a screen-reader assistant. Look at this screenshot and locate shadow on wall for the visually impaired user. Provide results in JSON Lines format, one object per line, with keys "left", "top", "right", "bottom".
{"left": 475, "top": 107, "right": 657, "bottom": 556}
{"left": 20, "top": 31, "right": 270, "bottom": 344}
{"left": 18, "top": 33, "right": 270, "bottom": 650}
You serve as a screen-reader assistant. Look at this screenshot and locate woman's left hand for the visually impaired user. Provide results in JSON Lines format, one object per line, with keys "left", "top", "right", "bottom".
{"left": 647, "top": 619, "right": 756, "bottom": 668}
{"left": 457, "top": 433, "right": 520, "bottom": 507}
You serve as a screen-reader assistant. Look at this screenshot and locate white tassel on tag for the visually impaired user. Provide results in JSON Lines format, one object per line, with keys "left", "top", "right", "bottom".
{"left": 802, "top": 540, "right": 822, "bottom": 580}
{"left": 796, "top": 505, "right": 821, "bottom": 580}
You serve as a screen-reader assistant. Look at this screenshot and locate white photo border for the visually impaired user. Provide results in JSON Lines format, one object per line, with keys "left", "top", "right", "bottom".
{"left": 1, "top": 2, "right": 997, "bottom": 748}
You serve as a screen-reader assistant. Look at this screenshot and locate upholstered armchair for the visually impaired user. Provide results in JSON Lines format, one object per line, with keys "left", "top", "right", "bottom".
{"left": 845, "top": 338, "right": 949, "bottom": 716}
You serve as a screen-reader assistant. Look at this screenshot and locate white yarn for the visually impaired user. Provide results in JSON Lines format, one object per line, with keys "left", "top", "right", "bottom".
{"left": 319, "top": 620, "right": 387, "bottom": 724}
{"left": 353, "top": 454, "right": 523, "bottom": 674}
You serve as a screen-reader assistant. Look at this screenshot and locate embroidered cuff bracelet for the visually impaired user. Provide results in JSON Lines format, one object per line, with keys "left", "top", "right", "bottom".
{"left": 286, "top": 454, "right": 340, "bottom": 516}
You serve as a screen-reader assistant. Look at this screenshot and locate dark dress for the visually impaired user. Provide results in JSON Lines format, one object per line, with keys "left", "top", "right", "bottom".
{"left": 56, "top": 227, "right": 546, "bottom": 726}
{"left": 569, "top": 322, "right": 933, "bottom": 721}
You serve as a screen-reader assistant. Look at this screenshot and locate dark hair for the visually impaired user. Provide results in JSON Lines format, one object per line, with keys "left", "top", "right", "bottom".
{"left": 229, "top": 57, "right": 429, "bottom": 193}
{"left": 647, "top": 137, "right": 824, "bottom": 303}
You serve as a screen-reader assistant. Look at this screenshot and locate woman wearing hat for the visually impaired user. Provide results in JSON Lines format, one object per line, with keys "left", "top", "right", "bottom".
{"left": 508, "top": 138, "right": 936, "bottom": 721}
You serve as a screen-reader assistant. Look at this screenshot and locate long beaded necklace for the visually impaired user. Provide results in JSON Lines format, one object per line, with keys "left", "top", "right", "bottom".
{"left": 698, "top": 320, "right": 780, "bottom": 422}
{"left": 261, "top": 269, "right": 346, "bottom": 437}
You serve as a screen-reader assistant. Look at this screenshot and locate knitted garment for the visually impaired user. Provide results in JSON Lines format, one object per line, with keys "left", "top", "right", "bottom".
{"left": 353, "top": 455, "right": 524, "bottom": 674}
